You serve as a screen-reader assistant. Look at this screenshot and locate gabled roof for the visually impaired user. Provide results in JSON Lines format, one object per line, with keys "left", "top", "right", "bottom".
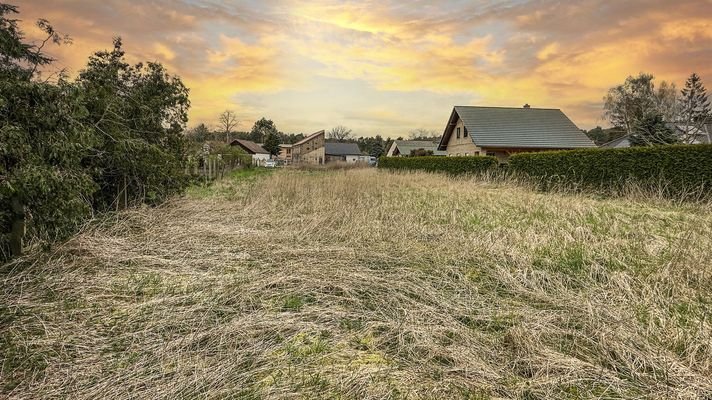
{"left": 600, "top": 135, "right": 631, "bottom": 148}
{"left": 325, "top": 142, "right": 361, "bottom": 156}
{"left": 389, "top": 140, "right": 447, "bottom": 156}
{"left": 230, "top": 139, "right": 269, "bottom": 154}
{"left": 294, "top": 130, "right": 324, "bottom": 146}
{"left": 602, "top": 124, "right": 712, "bottom": 148}
{"left": 438, "top": 106, "right": 596, "bottom": 150}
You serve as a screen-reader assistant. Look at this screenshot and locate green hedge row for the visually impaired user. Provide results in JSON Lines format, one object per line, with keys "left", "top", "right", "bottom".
{"left": 509, "top": 144, "right": 712, "bottom": 197}
{"left": 378, "top": 156, "right": 498, "bottom": 175}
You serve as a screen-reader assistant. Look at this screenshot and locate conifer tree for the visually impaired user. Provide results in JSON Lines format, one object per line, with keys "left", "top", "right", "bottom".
{"left": 678, "top": 73, "right": 711, "bottom": 143}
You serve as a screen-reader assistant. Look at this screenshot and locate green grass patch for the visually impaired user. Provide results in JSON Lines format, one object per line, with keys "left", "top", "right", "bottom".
{"left": 279, "top": 293, "right": 315, "bottom": 312}
{"left": 186, "top": 167, "right": 274, "bottom": 198}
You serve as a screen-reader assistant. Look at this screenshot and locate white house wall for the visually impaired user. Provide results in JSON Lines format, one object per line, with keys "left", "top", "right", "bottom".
{"left": 252, "top": 154, "right": 271, "bottom": 166}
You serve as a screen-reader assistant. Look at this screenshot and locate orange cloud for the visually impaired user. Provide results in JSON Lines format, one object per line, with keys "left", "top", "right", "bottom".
{"left": 13, "top": 0, "right": 712, "bottom": 134}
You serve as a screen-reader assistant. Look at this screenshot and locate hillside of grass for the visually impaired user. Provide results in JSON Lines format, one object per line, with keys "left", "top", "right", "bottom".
{"left": 2, "top": 168, "right": 711, "bottom": 399}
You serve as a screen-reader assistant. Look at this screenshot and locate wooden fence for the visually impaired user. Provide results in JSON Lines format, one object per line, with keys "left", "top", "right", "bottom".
{"left": 185, "top": 154, "right": 251, "bottom": 183}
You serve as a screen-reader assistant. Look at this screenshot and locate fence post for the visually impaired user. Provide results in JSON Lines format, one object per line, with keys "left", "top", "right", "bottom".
{"left": 10, "top": 196, "right": 24, "bottom": 257}
{"left": 123, "top": 175, "right": 128, "bottom": 209}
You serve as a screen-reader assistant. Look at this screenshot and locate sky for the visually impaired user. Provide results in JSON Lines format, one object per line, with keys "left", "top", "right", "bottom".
{"left": 15, "top": 0, "right": 712, "bottom": 137}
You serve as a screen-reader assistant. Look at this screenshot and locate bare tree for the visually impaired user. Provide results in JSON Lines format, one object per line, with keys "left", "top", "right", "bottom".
{"left": 327, "top": 125, "right": 352, "bottom": 141}
{"left": 603, "top": 73, "right": 678, "bottom": 137}
{"left": 218, "top": 110, "right": 239, "bottom": 142}
{"left": 655, "top": 80, "right": 679, "bottom": 122}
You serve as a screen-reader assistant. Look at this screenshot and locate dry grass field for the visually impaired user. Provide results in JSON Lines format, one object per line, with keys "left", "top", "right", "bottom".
{"left": 2, "top": 168, "right": 712, "bottom": 399}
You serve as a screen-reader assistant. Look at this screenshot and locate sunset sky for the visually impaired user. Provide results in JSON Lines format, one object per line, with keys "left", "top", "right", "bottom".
{"left": 16, "top": 0, "right": 712, "bottom": 137}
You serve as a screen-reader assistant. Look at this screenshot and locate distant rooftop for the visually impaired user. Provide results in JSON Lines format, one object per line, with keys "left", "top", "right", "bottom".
{"left": 390, "top": 140, "right": 446, "bottom": 156}
{"left": 293, "top": 130, "right": 324, "bottom": 146}
{"left": 325, "top": 142, "right": 361, "bottom": 156}
{"left": 230, "top": 139, "right": 269, "bottom": 154}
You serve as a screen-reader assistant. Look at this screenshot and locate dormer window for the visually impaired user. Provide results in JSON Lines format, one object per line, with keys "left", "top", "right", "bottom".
{"left": 464, "top": 127, "right": 468, "bottom": 137}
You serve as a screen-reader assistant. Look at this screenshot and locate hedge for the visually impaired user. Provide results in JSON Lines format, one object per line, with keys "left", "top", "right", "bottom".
{"left": 378, "top": 156, "right": 498, "bottom": 175}
{"left": 509, "top": 144, "right": 712, "bottom": 197}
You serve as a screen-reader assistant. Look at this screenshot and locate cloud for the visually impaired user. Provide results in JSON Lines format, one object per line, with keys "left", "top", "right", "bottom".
{"left": 14, "top": 0, "right": 712, "bottom": 133}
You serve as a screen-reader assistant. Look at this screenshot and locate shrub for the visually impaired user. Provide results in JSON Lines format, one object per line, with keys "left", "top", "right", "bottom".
{"left": 77, "top": 39, "right": 190, "bottom": 208}
{"left": 1, "top": 7, "right": 190, "bottom": 261}
{"left": 509, "top": 144, "right": 712, "bottom": 198}
{"left": 378, "top": 156, "right": 497, "bottom": 175}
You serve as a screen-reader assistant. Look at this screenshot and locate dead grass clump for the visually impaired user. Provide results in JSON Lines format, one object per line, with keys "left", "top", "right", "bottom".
{"left": 2, "top": 168, "right": 711, "bottom": 399}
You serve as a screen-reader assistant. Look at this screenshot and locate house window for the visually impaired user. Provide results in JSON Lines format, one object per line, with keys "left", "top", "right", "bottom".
{"left": 456, "top": 127, "right": 461, "bottom": 138}
{"left": 464, "top": 127, "right": 468, "bottom": 137}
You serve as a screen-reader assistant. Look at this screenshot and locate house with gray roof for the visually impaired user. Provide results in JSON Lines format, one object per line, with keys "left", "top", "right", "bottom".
{"left": 386, "top": 140, "right": 447, "bottom": 157}
{"left": 601, "top": 123, "right": 712, "bottom": 148}
{"left": 600, "top": 135, "right": 632, "bottom": 148}
{"left": 437, "top": 105, "right": 595, "bottom": 161}
{"left": 325, "top": 142, "right": 363, "bottom": 163}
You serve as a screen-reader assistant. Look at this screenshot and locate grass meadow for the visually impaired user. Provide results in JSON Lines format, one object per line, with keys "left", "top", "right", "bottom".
{"left": 2, "top": 168, "right": 711, "bottom": 399}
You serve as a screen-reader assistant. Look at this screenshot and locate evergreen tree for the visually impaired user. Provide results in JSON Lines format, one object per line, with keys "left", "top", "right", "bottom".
{"left": 678, "top": 73, "right": 711, "bottom": 143}
{"left": 0, "top": 4, "right": 93, "bottom": 259}
{"left": 585, "top": 127, "right": 606, "bottom": 145}
{"left": 1, "top": 4, "right": 191, "bottom": 260}
{"left": 629, "top": 114, "right": 677, "bottom": 146}
{"left": 263, "top": 131, "right": 281, "bottom": 156}
{"left": 77, "top": 38, "right": 190, "bottom": 207}
{"left": 186, "top": 123, "right": 210, "bottom": 143}
{"left": 369, "top": 141, "right": 384, "bottom": 157}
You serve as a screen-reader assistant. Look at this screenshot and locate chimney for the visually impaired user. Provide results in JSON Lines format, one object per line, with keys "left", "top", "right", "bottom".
{"left": 523, "top": 104, "right": 531, "bottom": 109}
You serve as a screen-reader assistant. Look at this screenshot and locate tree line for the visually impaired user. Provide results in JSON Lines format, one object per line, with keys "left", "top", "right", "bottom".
{"left": 587, "top": 72, "right": 711, "bottom": 146}
{"left": 185, "top": 116, "right": 298, "bottom": 157}
{"left": 1, "top": 4, "right": 190, "bottom": 260}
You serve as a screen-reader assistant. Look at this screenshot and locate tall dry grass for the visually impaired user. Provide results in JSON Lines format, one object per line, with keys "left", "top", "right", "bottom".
{"left": 2, "top": 168, "right": 711, "bottom": 399}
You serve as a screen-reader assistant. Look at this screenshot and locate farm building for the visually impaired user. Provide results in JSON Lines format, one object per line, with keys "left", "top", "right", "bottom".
{"left": 230, "top": 139, "right": 271, "bottom": 166}
{"left": 325, "top": 142, "right": 363, "bottom": 163}
{"left": 386, "top": 140, "right": 446, "bottom": 157}
{"left": 291, "top": 130, "right": 325, "bottom": 165}
{"left": 437, "top": 105, "right": 595, "bottom": 162}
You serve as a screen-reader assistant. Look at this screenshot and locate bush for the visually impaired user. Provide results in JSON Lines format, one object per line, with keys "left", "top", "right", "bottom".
{"left": 378, "top": 156, "right": 497, "bottom": 175}
{"left": 1, "top": 7, "right": 190, "bottom": 261}
{"left": 509, "top": 144, "right": 712, "bottom": 198}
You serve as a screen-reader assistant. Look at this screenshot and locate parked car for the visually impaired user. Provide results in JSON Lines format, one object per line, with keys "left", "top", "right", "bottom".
{"left": 264, "top": 160, "right": 277, "bottom": 168}
{"left": 368, "top": 156, "right": 378, "bottom": 166}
